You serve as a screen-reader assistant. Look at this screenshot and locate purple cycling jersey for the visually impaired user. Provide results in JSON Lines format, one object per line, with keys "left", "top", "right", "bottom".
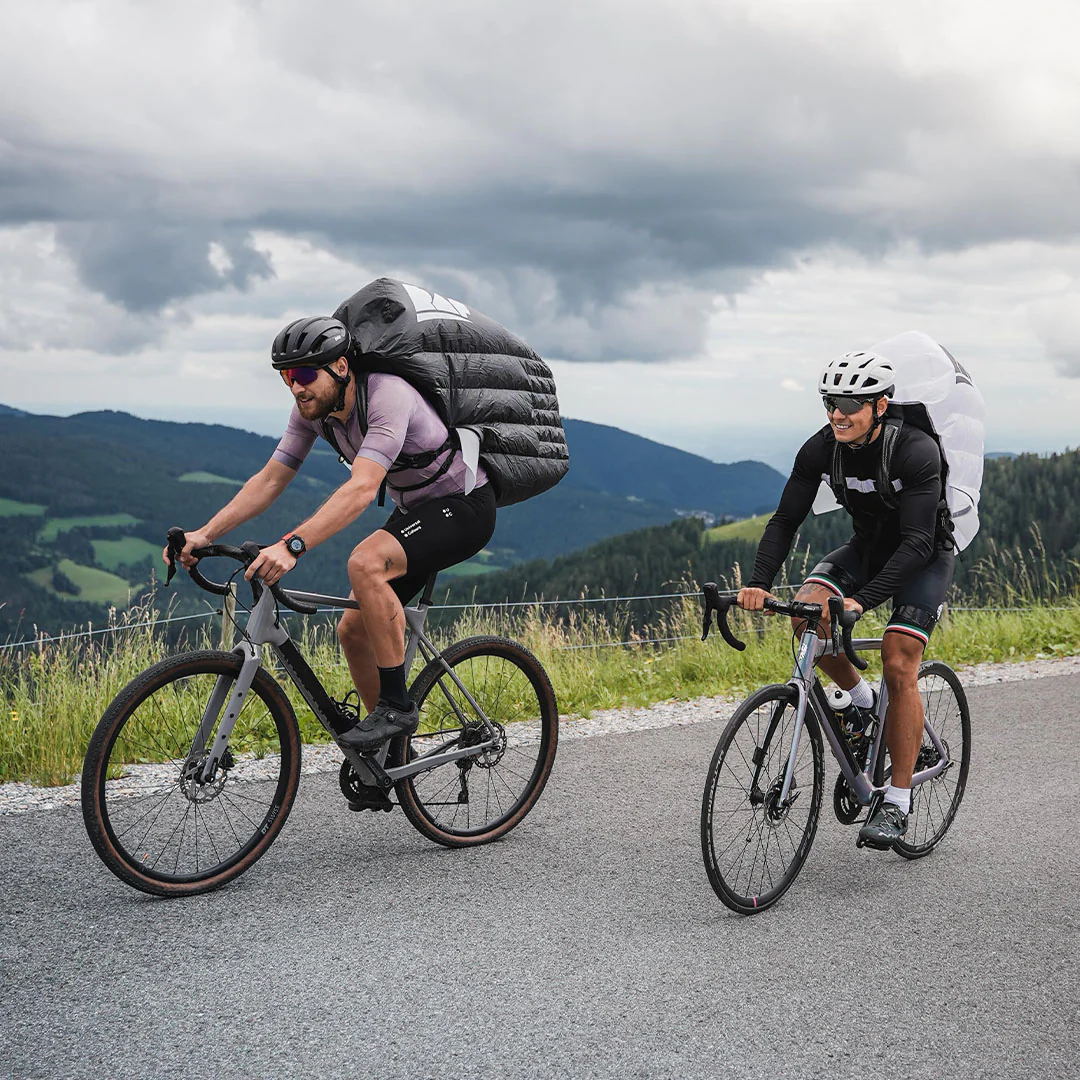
{"left": 272, "top": 373, "right": 488, "bottom": 511}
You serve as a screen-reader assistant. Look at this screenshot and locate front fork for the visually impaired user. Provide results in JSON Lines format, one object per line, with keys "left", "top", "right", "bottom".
{"left": 183, "top": 588, "right": 285, "bottom": 788}
{"left": 750, "top": 632, "right": 818, "bottom": 809}
{"left": 184, "top": 641, "right": 263, "bottom": 787}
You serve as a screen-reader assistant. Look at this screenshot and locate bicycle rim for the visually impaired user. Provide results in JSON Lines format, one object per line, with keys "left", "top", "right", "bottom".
{"left": 701, "top": 684, "right": 823, "bottom": 914}
{"left": 893, "top": 661, "right": 970, "bottom": 859}
{"left": 82, "top": 651, "right": 301, "bottom": 896}
{"left": 395, "top": 636, "right": 558, "bottom": 846}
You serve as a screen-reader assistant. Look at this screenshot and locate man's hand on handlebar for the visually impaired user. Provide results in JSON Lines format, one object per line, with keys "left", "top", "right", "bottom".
{"left": 162, "top": 529, "right": 213, "bottom": 570}
{"left": 841, "top": 597, "right": 864, "bottom": 617}
{"left": 245, "top": 540, "right": 296, "bottom": 588}
{"left": 737, "top": 587, "right": 776, "bottom": 613}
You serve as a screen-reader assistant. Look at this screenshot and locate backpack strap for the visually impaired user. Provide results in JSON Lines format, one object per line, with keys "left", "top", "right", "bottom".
{"left": 829, "top": 417, "right": 903, "bottom": 512}
{"left": 876, "top": 417, "right": 903, "bottom": 512}
{"left": 382, "top": 431, "right": 461, "bottom": 506}
{"left": 829, "top": 439, "right": 850, "bottom": 512}
{"left": 319, "top": 371, "right": 369, "bottom": 466}
{"left": 319, "top": 369, "right": 459, "bottom": 507}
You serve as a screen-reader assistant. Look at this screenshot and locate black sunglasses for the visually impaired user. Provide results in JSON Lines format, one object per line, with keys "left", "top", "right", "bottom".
{"left": 822, "top": 395, "right": 874, "bottom": 416}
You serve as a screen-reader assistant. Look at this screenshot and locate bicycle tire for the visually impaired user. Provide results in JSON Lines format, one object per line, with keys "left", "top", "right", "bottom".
{"left": 892, "top": 660, "right": 970, "bottom": 859}
{"left": 82, "top": 650, "right": 301, "bottom": 896}
{"left": 393, "top": 636, "right": 558, "bottom": 847}
{"left": 701, "top": 684, "right": 824, "bottom": 914}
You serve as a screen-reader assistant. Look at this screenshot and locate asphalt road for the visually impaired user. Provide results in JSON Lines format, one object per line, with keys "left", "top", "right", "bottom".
{"left": 2, "top": 675, "right": 1078, "bottom": 1080}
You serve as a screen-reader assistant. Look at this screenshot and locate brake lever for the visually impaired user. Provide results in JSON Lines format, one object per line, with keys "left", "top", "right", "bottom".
{"left": 165, "top": 526, "right": 185, "bottom": 586}
{"left": 700, "top": 582, "right": 746, "bottom": 651}
{"left": 828, "top": 595, "right": 868, "bottom": 671}
{"left": 701, "top": 582, "right": 720, "bottom": 641}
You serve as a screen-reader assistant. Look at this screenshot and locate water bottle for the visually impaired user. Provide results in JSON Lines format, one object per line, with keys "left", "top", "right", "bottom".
{"left": 828, "top": 687, "right": 866, "bottom": 738}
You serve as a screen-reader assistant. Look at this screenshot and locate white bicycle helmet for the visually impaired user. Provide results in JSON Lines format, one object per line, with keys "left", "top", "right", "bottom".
{"left": 818, "top": 351, "right": 895, "bottom": 398}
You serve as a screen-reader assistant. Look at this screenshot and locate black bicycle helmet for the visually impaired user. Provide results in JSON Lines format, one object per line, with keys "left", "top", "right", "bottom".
{"left": 271, "top": 316, "right": 351, "bottom": 369}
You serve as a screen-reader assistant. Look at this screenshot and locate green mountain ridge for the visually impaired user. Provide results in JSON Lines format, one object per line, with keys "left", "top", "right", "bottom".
{"left": 440, "top": 449, "right": 1078, "bottom": 615}
{"left": 0, "top": 405, "right": 785, "bottom": 636}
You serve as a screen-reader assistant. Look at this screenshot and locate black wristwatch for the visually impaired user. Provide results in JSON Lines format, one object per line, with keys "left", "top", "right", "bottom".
{"left": 282, "top": 533, "right": 307, "bottom": 558}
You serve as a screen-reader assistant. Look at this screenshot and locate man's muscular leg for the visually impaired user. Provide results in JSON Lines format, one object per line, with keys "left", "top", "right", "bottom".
{"left": 336, "top": 607, "right": 380, "bottom": 714}
{"left": 337, "top": 530, "right": 411, "bottom": 725}
{"left": 880, "top": 631, "right": 925, "bottom": 788}
{"left": 346, "top": 530, "right": 409, "bottom": 668}
{"left": 791, "top": 582, "right": 860, "bottom": 689}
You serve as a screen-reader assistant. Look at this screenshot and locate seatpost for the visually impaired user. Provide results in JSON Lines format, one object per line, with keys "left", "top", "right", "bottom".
{"left": 418, "top": 571, "right": 439, "bottom": 609}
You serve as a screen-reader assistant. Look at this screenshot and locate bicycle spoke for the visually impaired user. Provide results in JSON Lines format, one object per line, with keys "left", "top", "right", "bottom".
{"left": 400, "top": 639, "right": 556, "bottom": 843}
{"left": 86, "top": 656, "right": 298, "bottom": 893}
{"left": 702, "top": 688, "right": 822, "bottom": 912}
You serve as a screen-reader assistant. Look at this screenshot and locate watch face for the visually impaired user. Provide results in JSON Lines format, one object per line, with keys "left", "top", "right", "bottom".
{"left": 287, "top": 537, "right": 304, "bottom": 555}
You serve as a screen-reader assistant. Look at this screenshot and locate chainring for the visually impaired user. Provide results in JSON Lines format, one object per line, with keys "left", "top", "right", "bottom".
{"left": 832, "top": 773, "right": 862, "bottom": 824}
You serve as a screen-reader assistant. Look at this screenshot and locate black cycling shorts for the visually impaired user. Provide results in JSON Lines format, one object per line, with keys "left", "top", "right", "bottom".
{"left": 805, "top": 540, "right": 955, "bottom": 647}
{"left": 380, "top": 484, "right": 497, "bottom": 604}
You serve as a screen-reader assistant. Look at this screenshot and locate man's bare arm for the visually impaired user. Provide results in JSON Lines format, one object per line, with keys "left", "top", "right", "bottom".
{"left": 244, "top": 456, "right": 388, "bottom": 586}
{"left": 166, "top": 459, "right": 297, "bottom": 568}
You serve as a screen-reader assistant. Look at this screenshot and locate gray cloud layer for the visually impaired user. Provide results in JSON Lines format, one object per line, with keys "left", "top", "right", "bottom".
{"left": 2, "top": 0, "right": 1078, "bottom": 360}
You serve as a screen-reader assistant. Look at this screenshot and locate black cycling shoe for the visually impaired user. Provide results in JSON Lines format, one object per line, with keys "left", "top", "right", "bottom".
{"left": 339, "top": 699, "right": 420, "bottom": 752}
{"left": 857, "top": 801, "right": 908, "bottom": 850}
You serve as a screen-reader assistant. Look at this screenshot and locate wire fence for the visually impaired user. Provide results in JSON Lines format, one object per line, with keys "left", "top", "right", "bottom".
{"left": 1, "top": 583, "right": 1075, "bottom": 655}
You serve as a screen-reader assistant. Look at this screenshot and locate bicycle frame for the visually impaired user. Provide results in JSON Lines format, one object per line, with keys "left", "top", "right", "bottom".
{"left": 771, "top": 627, "right": 954, "bottom": 810}
{"left": 184, "top": 575, "right": 499, "bottom": 793}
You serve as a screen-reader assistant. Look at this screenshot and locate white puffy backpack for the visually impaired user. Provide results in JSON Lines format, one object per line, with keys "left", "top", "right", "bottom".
{"left": 813, "top": 331, "right": 986, "bottom": 552}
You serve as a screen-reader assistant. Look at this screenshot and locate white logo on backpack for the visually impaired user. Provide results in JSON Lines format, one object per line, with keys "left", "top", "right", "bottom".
{"left": 401, "top": 283, "right": 471, "bottom": 323}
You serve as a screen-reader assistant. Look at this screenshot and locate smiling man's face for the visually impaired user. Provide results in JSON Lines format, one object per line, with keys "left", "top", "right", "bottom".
{"left": 824, "top": 396, "right": 887, "bottom": 444}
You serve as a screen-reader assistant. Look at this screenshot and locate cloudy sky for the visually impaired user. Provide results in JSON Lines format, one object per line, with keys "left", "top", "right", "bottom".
{"left": 1, "top": 0, "right": 1078, "bottom": 469}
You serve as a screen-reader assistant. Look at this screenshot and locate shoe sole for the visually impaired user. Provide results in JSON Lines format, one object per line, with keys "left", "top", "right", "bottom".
{"left": 857, "top": 832, "right": 905, "bottom": 850}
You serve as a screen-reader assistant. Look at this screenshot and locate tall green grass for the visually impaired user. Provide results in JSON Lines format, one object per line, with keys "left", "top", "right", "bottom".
{"left": 4, "top": 583, "right": 1080, "bottom": 788}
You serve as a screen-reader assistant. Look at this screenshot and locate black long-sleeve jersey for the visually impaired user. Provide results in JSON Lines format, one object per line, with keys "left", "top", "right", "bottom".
{"left": 748, "top": 423, "right": 943, "bottom": 611}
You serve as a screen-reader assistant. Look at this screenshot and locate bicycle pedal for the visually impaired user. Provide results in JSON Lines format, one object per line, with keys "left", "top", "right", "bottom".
{"left": 346, "top": 791, "right": 394, "bottom": 813}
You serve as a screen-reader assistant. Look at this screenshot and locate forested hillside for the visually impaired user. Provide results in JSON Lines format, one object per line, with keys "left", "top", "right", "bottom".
{"left": 439, "top": 450, "right": 1080, "bottom": 614}
{"left": 0, "top": 407, "right": 783, "bottom": 636}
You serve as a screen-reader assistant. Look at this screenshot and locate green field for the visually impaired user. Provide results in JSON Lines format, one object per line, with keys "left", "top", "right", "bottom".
{"left": 440, "top": 561, "right": 500, "bottom": 578}
{"left": 37, "top": 513, "right": 140, "bottom": 543}
{"left": 91, "top": 537, "right": 162, "bottom": 573}
{"left": 0, "top": 497, "right": 46, "bottom": 517}
{"left": 27, "top": 560, "right": 135, "bottom": 606}
{"left": 178, "top": 471, "right": 243, "bottom": 486}
{"left": 706, "top": 513, "right": 772, "bottom": 544}
{"left": 439, "top": 549, "right": 504, "bottom": 577}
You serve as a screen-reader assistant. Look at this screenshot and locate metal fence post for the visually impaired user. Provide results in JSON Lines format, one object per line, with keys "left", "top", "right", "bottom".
{"left": 219, "top": 584, "right": 236, "bottom": 650}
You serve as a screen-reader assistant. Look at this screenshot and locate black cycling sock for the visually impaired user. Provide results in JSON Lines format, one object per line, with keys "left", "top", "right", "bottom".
{"left": 378, "top": 665, "right": 411, "bottom": 710}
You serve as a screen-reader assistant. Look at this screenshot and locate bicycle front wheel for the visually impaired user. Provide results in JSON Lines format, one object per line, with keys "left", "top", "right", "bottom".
{"left": 701, "top": 684, "right": 823, "bottom": 914}
{"left": 893, "top": 660, "right": 970, "bottom": 859}
{"left": 394, "top": 636, "right": 558, "bottom": 847}
{"left": 82, "top": 650, "right": 301, "bottom": 896}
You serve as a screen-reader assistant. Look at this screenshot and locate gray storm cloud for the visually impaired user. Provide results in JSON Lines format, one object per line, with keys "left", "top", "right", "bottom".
{"left": 1, "top": 0, "right": 1078, "bottom": 361}
{"left": 53, "top": 221, "right": 273, "bottom": 312}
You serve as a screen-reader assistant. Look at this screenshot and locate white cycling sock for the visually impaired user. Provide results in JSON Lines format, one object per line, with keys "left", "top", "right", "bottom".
{"left": 884, "top": 785, "right": 911, "bottom": 812}
{"left": 848, "top": 677, "right": 875, "bottom": 709}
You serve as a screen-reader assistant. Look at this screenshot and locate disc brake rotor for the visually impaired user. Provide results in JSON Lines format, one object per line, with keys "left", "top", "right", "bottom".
{"left": 179, "top": 748, "right": 233, "bottom": 803}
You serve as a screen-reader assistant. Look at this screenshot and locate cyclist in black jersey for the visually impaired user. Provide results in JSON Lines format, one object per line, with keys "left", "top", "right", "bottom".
{"left": 738, "top": 351, "right": 955, "bottom": 849}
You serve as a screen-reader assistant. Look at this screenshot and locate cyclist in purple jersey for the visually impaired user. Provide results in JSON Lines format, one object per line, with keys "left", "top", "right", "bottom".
{"left": 166, "top": 315, "right": 496, "bottom": 750}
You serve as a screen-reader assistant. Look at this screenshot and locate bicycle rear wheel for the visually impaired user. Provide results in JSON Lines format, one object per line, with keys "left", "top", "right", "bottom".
{"left": 893, "top": 660, "right": 970, "bottom": 859}
{"left": 82, "top": 650, "right": 301, "bottom": 896}
{"left": 701, "top": 684, "right": 823, "bottom": 914}
{"left": 393, "top": 636, "right": 558, "bottom": 847}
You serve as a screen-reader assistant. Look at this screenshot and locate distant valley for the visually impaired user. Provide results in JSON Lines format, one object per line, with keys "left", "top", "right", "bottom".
{"left": 0, "top": 406, "right": 785, "bottom": 635}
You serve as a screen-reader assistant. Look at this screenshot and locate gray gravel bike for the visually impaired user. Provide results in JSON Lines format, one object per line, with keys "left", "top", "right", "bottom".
{"left": 699, "top": 584, "right": 970, "bottom": 914}
{"left": 81, "top": 529, "right": 558, "bottom": 897}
